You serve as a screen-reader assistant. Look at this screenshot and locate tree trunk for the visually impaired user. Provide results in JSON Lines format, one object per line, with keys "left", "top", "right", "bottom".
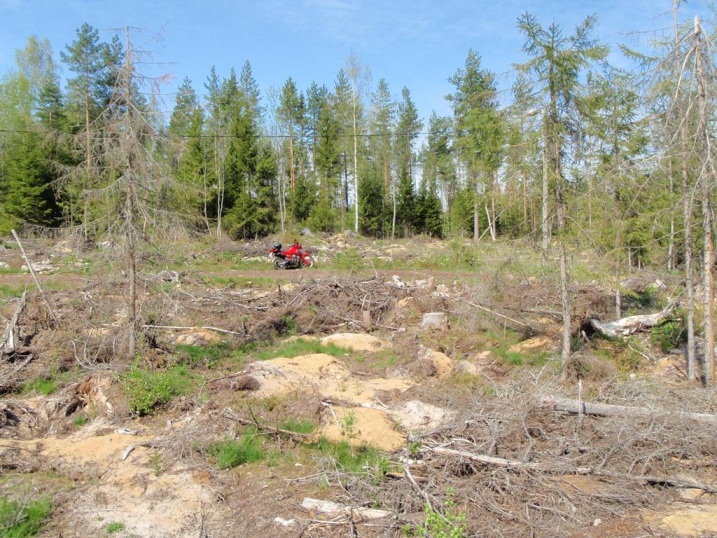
{"left": 695, "top": 17, "right": 715, "bottom": 384}
{"left": 542, "top": 395, "right": 717, "bottom": 425}
{"left": 559, "top": 243, "right": 571, "bottom": 369}
{"left": 541, "top": 123, "right": 550, "bottom": 255}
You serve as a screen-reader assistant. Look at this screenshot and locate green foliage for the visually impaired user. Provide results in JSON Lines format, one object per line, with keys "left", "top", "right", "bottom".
{"left": 333, "top": 248, "right": 364, "bottom": 272}
{"left": 279, "top": 419, "right": 316, "bottom": 435}
{"left": 149, "top": 451, "right": 162, "bottom": 477}
{"left": 340, "top": 409, "right": 357, "bottom": 438}
{"left": 255, "top": 339, "right": 350, "bottom": 361}
{"left": 104, "top": 522, "right": 125, "bottom": 535}
{"left": 313, "top": 437, "right": 383, "bottom": 473}
{"left": 448, "top": 240, "right": 481, "bottom": 269}
{"left": 121, "top": 363, "right": 195, "bottom": 416}
{"left": 494, "top": 346, "right": 549, "bottom": 368}
{"left": 359, "top": 168, "right": 388, "bottom": 237}
{"left": 412, "top": 497, "right": 468, "bottom": 538}
{"left": 73, "top": 414, "right": 89, "bottom": 427}
{"left": 0, "top": 286, "right": 26, "bottom": 306}
{"left": 209, "top": 427, "right": 265, "bottom": 469}
{"left": 23, "top": 377, "right": 57, "bottom": 396}
{"left": 175, "top": 343, "right": 231, "bottom": 369}
{"left": 610, "top": 343, "right": 642, "bottom": 373}
{"left": 651, "top": 320, "right": 684, "bottom": 352}
{"left": 0, "top": 496, "right": 51, "bottom": 538}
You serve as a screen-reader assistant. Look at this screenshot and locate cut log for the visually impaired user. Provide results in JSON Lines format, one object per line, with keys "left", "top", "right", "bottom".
{"left": 542, "top": 396, "right": 717, "bottom": 425}
{"left": 588, "top": 304, "right": 676, "bottom": 338}
{"left": 301, "top": 497, "right": 392, "bottom": 520}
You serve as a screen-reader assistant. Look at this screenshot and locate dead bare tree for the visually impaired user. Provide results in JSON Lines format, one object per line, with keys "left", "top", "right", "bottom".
{"left": 67, "top": 28, "right": 183, "bottom": 359}
{"left": 693, "top": 16, "right": 716, "bottom": 385}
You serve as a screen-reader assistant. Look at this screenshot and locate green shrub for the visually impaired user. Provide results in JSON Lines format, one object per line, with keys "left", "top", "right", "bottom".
{"left": 651, "top": 320, "right": 684, "bottom": 352}
{"left": 412, "top": 497, "right": 467, "bottom": 538}
{"left": 121, "top": 364, "right": 195, "bottom": 416}
{"left": 0, "top": 496, "right": 52, "bottom": 537}
{"left": 105, "top": 521, "right": 125, "bottom": 534}
{"left": 209, "top": 428, "right": 265, "bottom": 469}
{"left": 73, "top": 414, "right": 89, "bottom": 427}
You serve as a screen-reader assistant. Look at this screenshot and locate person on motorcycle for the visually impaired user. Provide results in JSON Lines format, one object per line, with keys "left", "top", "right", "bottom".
{"left": 286, "top": 241, "right": 303, "bottom": 259}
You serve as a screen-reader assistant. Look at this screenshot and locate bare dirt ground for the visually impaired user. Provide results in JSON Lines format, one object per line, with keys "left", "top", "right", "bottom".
{"left": 1, "top": 236, "right": 717, "bottom": 537}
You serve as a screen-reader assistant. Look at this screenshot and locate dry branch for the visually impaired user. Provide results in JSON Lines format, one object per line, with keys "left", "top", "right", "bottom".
{"left": 542, "top": 395, "right": 717, "bottom": 425}
{"left": 221, "top": 407, "right": 312, "bottom": 442}
{"left": 11, "top": 229, "right": 57, "bottom": 323}
{"left": 142, "top": 324, "right": 244, "bottom": 336}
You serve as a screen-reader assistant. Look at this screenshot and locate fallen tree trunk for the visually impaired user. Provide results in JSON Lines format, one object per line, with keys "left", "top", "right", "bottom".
{"left": 588, "top": 304, "right": 676, "bottom": 338}
{"left": 423, "top": 445, "right": 717, "bottom": 492}
{"left": 542, "top": 395, "right": 717, "bottom": 426}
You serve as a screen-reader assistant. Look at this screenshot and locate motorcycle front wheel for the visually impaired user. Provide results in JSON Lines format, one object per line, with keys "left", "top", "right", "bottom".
{"left": 274, "top": 259, "right": 283, "bottom": 270}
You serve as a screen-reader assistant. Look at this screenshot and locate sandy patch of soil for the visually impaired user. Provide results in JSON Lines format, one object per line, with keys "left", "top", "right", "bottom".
{"left": 243, "top": 353, "right": 413, "bottom": 406}
{"left": 319, "top": 332, "right": 390, "bottom": 352}
{"left": 321, "top": 405, "right": 406, "bottom": 451}
{"left": 0, "top": 421, "right": 218, "bottom": 537}
{"left": 643, "top": 503, "right": 717, "bottom": 536}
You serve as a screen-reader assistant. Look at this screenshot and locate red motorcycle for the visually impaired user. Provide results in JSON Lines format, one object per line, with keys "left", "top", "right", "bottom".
{"left": 269, "top": 242, "right": 314, "bottom": 269}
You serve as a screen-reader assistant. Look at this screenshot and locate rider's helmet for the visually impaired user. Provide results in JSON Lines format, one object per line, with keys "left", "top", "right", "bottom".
{"left": 272, "top": 242, "right": 282, "bottom": 251}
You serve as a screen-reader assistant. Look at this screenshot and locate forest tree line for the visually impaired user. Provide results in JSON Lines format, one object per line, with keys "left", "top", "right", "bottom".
{"left": 0, "top": 7, "right": 712, "bottom": 275}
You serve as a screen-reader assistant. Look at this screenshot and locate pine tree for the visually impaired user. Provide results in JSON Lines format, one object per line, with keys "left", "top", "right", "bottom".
{"left": 395, "top": 87, "right": 422, "bottom": 237}
{"left": 167, "top": 78, "right": 209, "bottom": 231}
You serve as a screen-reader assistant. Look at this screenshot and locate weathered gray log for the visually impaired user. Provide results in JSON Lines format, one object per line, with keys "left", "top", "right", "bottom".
{"left": 424, "top": 444, "right": 717, "bottom": 492}
{"left": 1, "top": 291, "right": 26, "bottom": 359}
{"left": 542, "top": 395, "right": 717, "bottom": 425}
{"left": 589, "top": 304, "right": 676, "bottom": 338}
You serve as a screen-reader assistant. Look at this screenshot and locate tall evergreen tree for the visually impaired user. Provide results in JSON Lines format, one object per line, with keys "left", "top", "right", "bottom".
{"left": 395, "top": 87, "right": 422, "bottom": 237}
{"left": 277, "top": 77, "right": 305, "bottom": 192}
{"left": 517, "top": 12, "right": 608, "bottom": 370}
{"left": 167, "top": 78, "right": 209, "bottom": 230}
{"left": 447, "top": 49, "right": 505, "bottom": 241}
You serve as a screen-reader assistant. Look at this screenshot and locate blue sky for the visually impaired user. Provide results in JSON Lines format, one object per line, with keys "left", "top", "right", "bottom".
{"left": 0, "top": 0, "right": 711, "bottom": 123}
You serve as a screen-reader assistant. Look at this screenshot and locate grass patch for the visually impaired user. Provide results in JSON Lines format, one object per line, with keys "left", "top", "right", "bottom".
{"left": 104, "top": 521, "right": 125, "bottom": 534}
{"left": 313, "top": 437, "right": 383, "bottom": 474}
{"left": 121, "top": 363, "right": 197, "bottom": 416}
{"left": 332, "top": 249, "right": 364, "bottom": 272}
{"left": 0, "top": 496, "right": 52, "bottom": 537}
{"left": 279, "top": 419, "right": 316, "bottom": 435}
{"left": 494, "top": 346, "right": 550, "bottom": 367}
{"left": 22, "top": 377, "right": 57, "bottom": 396}
{"left": 175, "top": 342, "right": 238, "bottom": 369}
{"left": 0, "top": 285, "right": 25, "bottom": 305}
{"left": 255, "top": 338, "right": 351, "bottom": 361}
{"left": 208, "top": 427, "right": 265, "bottom": 469}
